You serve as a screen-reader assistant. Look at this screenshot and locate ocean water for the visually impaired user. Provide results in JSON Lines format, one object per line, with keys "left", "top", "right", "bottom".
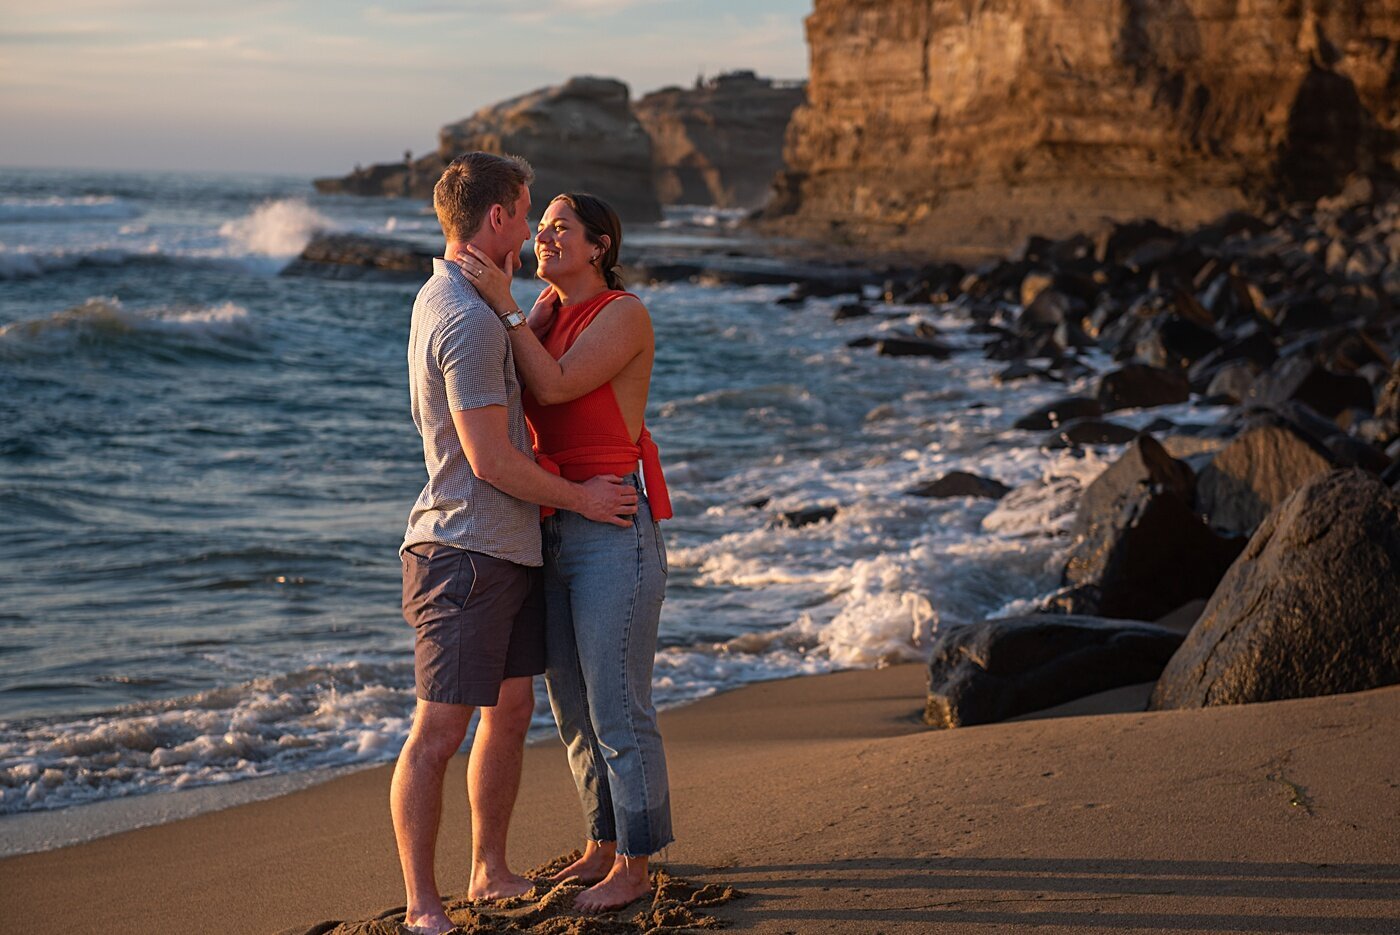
{"left": 0, "top": 168, "right": 1211, "bottom": 831}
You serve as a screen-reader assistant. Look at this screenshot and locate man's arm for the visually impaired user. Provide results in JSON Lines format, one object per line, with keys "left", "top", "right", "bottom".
{"left": 452, "top": 405, "right": 635, "bottom": 527}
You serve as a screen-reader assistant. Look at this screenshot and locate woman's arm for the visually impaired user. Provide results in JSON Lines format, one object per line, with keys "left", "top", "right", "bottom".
{"left": 454, "top": 248, "right": 651, "bottom": 405}
{"left": 510, "top": 296, "right": 651, "bottom": 405}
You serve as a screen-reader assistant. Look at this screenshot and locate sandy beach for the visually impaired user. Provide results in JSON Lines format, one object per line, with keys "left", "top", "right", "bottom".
{"left": 2, "top": 664, "right": 1396, "bottom": 934}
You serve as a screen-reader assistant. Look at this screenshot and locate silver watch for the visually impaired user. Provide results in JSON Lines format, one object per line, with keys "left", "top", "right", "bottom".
{"left": 499, "top": 308, "right": 527, "bottom": 330}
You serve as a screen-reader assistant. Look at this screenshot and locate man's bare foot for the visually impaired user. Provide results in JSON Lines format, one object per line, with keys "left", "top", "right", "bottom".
{"left": 402, "top": 909, "right": 457, "bottom": 934}
{"left": 574, "top": 855, "right": 652, "bottom": 914}
{"left": 467, "top": 867, "right": 536, "bottom": 902}
{"left": 550, "top": 840, "right": 617, "bottom": 884}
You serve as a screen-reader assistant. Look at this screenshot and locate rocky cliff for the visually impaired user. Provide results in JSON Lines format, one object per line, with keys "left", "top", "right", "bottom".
{"left": 765, "top": 0, "right": 1400, "bottom": 256}
{"left": 316, "top": 77, "right": 661, "bottom": 222}
{"left": 634, "top": 71, "right": 805, "bottom": 208}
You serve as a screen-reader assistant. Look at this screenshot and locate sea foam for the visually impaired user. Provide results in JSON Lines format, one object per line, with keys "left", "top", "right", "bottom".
{"left": 219, "top": 198, "right": 327, "bottom": 258}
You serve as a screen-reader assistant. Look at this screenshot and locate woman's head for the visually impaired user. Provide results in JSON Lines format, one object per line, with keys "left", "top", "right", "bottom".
{"left": 534, "top": 193, "right": 624, "bottom": 290}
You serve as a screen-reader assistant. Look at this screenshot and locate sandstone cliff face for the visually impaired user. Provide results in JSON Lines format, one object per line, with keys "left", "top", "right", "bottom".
{"left": 437, "top": 76, "right": 660, "bottom": 222}
{"left": 316, "top": 77, "right": 661, "bottom": 221}
{"left": 766, "top": 0, "right": 1400, "bottom": 255}
{"left": 634, "top": 71, "right": 806, "bottom": 208}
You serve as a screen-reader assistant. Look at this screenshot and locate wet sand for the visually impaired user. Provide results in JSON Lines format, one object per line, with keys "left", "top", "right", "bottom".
{"left": 2, "top": 664, "right": 1397, "bottom": 934}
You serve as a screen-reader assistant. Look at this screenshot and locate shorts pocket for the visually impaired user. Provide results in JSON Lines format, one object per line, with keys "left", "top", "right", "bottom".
{"left": 402, "top": 546, "right": 475, "bottom": 623}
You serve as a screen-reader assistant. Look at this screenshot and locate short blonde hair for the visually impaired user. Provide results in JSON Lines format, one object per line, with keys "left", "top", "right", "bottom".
{"left": 433, "top": 152, "right": 534, "bottom": 242}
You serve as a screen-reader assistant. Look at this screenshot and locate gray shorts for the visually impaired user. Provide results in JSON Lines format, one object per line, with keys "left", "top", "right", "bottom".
{"left": 400, "top": 543, "right": 545, "bottom": 706}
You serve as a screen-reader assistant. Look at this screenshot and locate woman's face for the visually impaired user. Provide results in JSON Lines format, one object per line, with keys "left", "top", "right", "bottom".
{"left": 534, "top": 200, "right": 601, "bottom": 281}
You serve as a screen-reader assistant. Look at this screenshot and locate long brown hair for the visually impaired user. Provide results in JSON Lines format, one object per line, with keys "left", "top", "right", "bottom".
{"left": 550, "top": 192, "right": 624, "bottom": 290}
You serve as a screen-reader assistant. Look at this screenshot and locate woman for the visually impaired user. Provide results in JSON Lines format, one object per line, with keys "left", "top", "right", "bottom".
{"left": 454, "top": 192, "right": 673, "bottom": 913}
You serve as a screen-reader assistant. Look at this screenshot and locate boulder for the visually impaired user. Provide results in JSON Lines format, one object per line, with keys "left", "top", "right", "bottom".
{"left": 875, "top": 337, "right": 951, "bottom": 358}
{"left": 1204, "top": 360, "right": 1259, "bottom": 404}
{"left": 1195, "top": 415, "right": 1339, "bottom": 537}
{"left": 1013, "top": 396, "right": 1103, "bottom": 431}
{"left": 438, "top": 77, "right": 661, "bottom": 221}
{"left": 633, "top": 71, "right": 805, "bottom": 209}
{"left": 1151, "top": 470, "right": 1400, "bottom": 710}
{"left": 1247, "top": 356, "right": 1376, "bottom": 419}
{"left": 776, "top": 506, "right": 838, "bottom": 528}
{"left": 280, "top": 233, "right": 434, "bottom": 281}
{"left": 924, "top": 615, "right": 1185, "bottom": 728}
{"left": 906, "top": 472, "right": 1010, "bottom": 500}
{"left": 832, "top": 302, "right": 870, "bottom": 320}
{"left": 1063, "top": 436, "right": 1244, "bottom": 620}
{"left": 1097, "top": 364, "right": 1191, "bottom": 412}
{"left": 1043, "top": 418, "right": 1139, "bottom": 448}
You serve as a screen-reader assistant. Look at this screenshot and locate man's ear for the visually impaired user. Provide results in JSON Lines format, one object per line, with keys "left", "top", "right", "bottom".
{"left": 488, "top": 203, "right": 504, "bottom": 231}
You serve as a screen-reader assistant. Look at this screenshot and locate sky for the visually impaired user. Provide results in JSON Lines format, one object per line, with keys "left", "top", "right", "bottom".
{"left": 0, "top": 0, "right": 812, "bottom": 175}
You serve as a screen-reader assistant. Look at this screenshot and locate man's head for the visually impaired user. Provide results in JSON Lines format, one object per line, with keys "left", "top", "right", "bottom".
{"left": 433, "top": 152, "right": 534, "bottom": 264}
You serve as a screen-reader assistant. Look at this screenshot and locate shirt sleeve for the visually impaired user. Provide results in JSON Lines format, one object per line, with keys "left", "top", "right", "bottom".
{"left": 435, "top": 303, "right": 508, "bottom": 412}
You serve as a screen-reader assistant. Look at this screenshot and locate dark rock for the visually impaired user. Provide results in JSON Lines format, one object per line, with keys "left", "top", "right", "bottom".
{"left": 1247, "top": 356, "right": 1375, "bottom": 419}
{"left": 924, "top": 615, "right": 1185, "bottom": 728}
{"left": 1325, "top": 434, "right": 1392, "bottom": 474}
{"left": 1195, "top": 415, "right": 1338, "bottom": 537}
{"left": 1204, "top": 360, "right": 1259, "bottom": 404}
{"left": 280, "top": 233, "right": 434, "bottom": 281}
{"left": 1097, "top": 364, "right": 1191, "bottom": 412}
{"left": 742, "top": 496, "right": 771, "bottom": 510}
{"left": 776, "top": 506, "right": 837, "bottom": 528}
{"left": 906, "top": 472, "right": 1011, "bottom": 500}
{"left": 875, "top": 337, "right": 951, "bottom": 358}
{"left": 1013, "top": 396, "right": 1104, "bottom": 431}
{"left": 1043, "top": 418, "right": 1140, "bottom": 448}
{"left": 1135, "top": 314, "right": 1222, "bottom": 370}
{"left": 995, "top": 361, "right": 1054, "bottom": 384}
{"left": 1100, "top": 220, "right": 1181, "bottom": 267}
{"left": 846, "top": 336, "right": 877, "bottom": 348}
{"left": 1033, "top": 585, "right": 1104, "bottom": 616}
{"left": 833, "top": 302, "right": 870, "bottom": 320}
{"left": 1151, "top": 470, "right": 1400, "bottom": 710}
{"left": 1063, "top": 436, "right": 1245, "bottom": 620}
{"left": 1376, "top": 361, "right": 1400, "bottom": 442}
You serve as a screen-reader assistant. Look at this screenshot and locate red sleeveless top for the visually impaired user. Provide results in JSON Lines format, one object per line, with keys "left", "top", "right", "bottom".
{"left": 524, "top": 289, "right": 672, "bottom": 520}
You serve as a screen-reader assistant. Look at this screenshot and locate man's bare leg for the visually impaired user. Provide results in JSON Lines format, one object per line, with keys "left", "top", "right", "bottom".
{"left": 391, "top": 699, "right": 473, "bottom": 935}
{"left": 575, "top": 853, "right": 652, "bottom": 913}
{"left": 466, "top": 675, "right": 538, "bottom": 900}
{"left": 549, "top": 839, "right": 616, "bottom": 884}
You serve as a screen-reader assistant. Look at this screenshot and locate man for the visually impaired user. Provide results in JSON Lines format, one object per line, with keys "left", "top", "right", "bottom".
{"left": 393, "top": 151, "right": 637, "bottom": 935}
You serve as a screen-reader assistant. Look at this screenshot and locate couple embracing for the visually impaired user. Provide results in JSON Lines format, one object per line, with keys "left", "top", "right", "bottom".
{"left": 393, "top": 152, "right": 673, "bottom": 933}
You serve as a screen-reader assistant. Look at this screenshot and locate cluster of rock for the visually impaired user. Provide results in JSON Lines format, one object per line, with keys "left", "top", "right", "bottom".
{"left": 764, "top": 0, "right": 1400, "bottom": 256}
{"left": 315, "top": 72, "right": 804, "bottom": 219}
{"left": 794, "top": 181, "right": 1400, "bottom": 726}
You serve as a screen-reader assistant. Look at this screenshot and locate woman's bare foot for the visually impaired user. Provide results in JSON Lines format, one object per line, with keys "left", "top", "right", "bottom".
{"left": 574, "top": 854, "right": 652, "bottom": 914}
{"left": 549, "top": 840, "right": 617, "bottom": 884}
{"left": 467, "top": 866, "right": 536, "bottom": 902}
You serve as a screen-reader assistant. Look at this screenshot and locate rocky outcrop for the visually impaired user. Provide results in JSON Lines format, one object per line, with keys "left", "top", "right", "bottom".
{"left": 1151, "top": 470, "right": 1400, "bottom": 709}
{"left": 634, "top": 72, "right": 805, "bottom": 208}
{"left": 317, "top": 77, "right": 661, "bottom": 221}
{"left": 925, "top": 615, "right": 1185, "bottom": 728}
{"left": 437, "top": 77, "right": 660, "bottom": 221}
{"left": 765, "top": 0, "right": 1400, "bottom": 254}
{"left": 280, "top": 233, "right": 434, "bottom": 281}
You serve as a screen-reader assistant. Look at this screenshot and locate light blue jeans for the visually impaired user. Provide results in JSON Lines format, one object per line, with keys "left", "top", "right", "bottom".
{"left": 542, "top": 475, "right": 674, "bottom": 856}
